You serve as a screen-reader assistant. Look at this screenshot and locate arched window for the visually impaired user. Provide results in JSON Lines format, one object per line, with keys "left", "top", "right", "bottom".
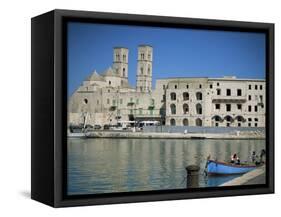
{"left": 225, "top": 115, "right": 233, "bottom": 122}
{"left": 170, "top": 118, "right": 176, "bottom": 126}
{"left": 170, "top": 92, "right": 176, "bottom": 100}
{"left": 196, "top": 118, "right": 202, "bottom": 126}
{"left": 109, "top": 81, "right": 111, "bottom": 85}
{"left": 84, "top": 98, "right": 88, "bottom": 104}
{"left": 196, "top": 103, "right": 202, "bottom": 114}
{"left": 123, "top": 54, "right": 126, "bottom": 62}
{"left": 123, "top": 68, "right": 126, "bottom": 77}
{"left": 183, "top": 92, "right": 189, "bottom": 101}
{"left": 140, "top": 67, "right": 143, "bottom": 75}
{"left": 183, "top": 103, "right": 189, "bottom": 114}
{"left": 170, "top": 104, "right": 176, "bottom": 114}
{"left": 196, "top": 92, "right": 202, "bottom": 100}
{"left": 183, "top": 118, "right": 189, "bottom": 126}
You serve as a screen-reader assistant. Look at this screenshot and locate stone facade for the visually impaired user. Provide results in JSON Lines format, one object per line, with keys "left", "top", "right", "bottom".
{"left": 68, "top": 45, "right": 266, "bottom": 128}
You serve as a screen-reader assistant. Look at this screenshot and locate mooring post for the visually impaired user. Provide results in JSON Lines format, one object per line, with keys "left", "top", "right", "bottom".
{"left": 185, "top": 165, "right": 200, "bottom": 188}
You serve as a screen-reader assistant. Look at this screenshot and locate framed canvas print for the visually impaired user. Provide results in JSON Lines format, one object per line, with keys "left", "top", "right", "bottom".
{"left": 31, "top": 9, "right": 274, "bottom": 207}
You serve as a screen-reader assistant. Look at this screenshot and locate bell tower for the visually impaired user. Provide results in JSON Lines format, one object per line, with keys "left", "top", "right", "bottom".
{"left": 136, "top": 45, "right": 153, "bottom": 92}
{"left": 112, "top": 47, "right": 129, "bottom": 85}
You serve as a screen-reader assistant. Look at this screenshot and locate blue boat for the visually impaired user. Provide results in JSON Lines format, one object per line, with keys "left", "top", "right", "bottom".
{"left": 207, "top": 160, "right": 256, "bottom": 175}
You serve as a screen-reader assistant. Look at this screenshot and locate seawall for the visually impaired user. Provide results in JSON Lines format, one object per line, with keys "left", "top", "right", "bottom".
{"left": 85, "top": 131, "right": 265, "bottom": 139}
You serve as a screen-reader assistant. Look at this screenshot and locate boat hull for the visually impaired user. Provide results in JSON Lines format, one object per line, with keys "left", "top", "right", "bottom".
{"left": 207, "top": 160, "right": 256, "bottom": 175}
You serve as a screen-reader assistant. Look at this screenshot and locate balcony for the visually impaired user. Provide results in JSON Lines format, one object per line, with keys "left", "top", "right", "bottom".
{"left": 212, "top": 95, "right": 247, "bottom": 103}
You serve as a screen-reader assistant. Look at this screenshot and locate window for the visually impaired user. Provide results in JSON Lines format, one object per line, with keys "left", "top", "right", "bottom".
{"left": 215, "top": 104, "right": 220, "bottom": 110}
{"left": 248, "top": 123, "right": 251, "bottom": 127}
{"left": 196, "top": 118, "right": 202, "bottom": 126}
{"left": 248, "top": 118, "right": 252, "bottom": 121}
{"left": 255, "top": 85, "right": 258, "bottom": 90}
{"left": 237, "top": 89, "right": 242, "bottom": 96}
{"left": 226, "top": 104, "right": 231, "bottom": 112}
{"left": 196, "top": 92, "right": 202, "bottom": 100}
{"left": 248, "top": 105, "right": 252, "bottom": 112}
{"left": 84, "top": 98, "right": 88, "bottom": 104}
{"left": 217, "top": 89, "right": 221, "bottom": 95}
{"left": 237, "top": 116, "right": 243, "bottom": 122}
{"left": 210, "top": 84, "right": 213, "bottom": 89}
{"left": 255, "top": 105, "right": 258, "bottom": 112}
{"left": 109, "top": 81, "right": 111, "bottom": 85}
{"left": 186, "top": 85, "right": 189, "bottom": 89}
{"left": 260, "top": 85, "right": 263, "bottom": 90}
{"left": 112, "top": 100, "right": 116, "bottom": 105}
{"left": 175, "top": 85, "right": 177, "bottom": 89}
{"left": 260, "top": 95, "right": 263, "bottom": 101}
{"left": 255, "top": 118, "right": 258, "bottom": 121}
{"left": 183, "top": 118, "right": 189, "bottom": 126}
{"left": 248, "top": 95, "right": 252, "bottom": 100}
{"left": 237, "top": 104, "right": 242, "bottom": 110}
{"left": 163, "top": 85, "right": 165, "bottom": 90}
{"left": 139, "top": 108, "right": 143, "bottom": 115}
{"left": 183, "top": 104, "right": 189, "bottom": 114}
{"left": 136, "top": 99, "right": 139, "bottom": 104}
{"left": 140, "top": 67, "right": 143, "bottom": 74}
{"left": 148, "top": 67, "right": 150, "bottom": 75}
{"left": 255, "top": 123, "right": 258, "bottom": 127}
{"left": 217, "top": 82, "right": 220, "bottom": 86}
{"left": 107, "top": 99, "right": 110, "bottom": 104}
{"left": 199, "top": 84, "right": 202, "bottom": 88}
{"left": 248, "top": 85, "right": 252, "bottom": 90}
{"left": 123, "top": 68, "right": 126, "bottom": 77}
{"left": 170, "top": 119, "right": 176, "bottom": 126}
{"left": 238, "top": 123, "right": 241, "bottom": 127}
{"left": 108, "top": 89, "right": 110, "bottom": 93}
{"left": 97, "top": 100, "right": 99, "bottom": 105}
{"left": 170, "top": 92, "right": 176, "bottom": 100}
{"left": 183, "top": 92, "right": 189, "bottom": 101}
{"left": 196, "top": 103, "right": 202, "bottom": 114}
{"left": 170, "top": 104, "right": 176, "bottom": 114}
{"left": 226, "top": 89, "right": 231, "bottom": 96}
{"left": 215, "top": 123, "right": 219, "bottom": 127}
{"left": 123, "top": 54, "right": 126, "bottom": 62}
{"left": 226, "top": 123, "right": 230, "bottom": 127}
{"left": 148, "top": 53, "right": 151, "bottom": 60}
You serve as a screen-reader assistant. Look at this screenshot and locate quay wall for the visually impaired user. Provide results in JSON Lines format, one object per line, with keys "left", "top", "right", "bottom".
{"left": 143, "top": 126, "right": 265, "bottom": 134}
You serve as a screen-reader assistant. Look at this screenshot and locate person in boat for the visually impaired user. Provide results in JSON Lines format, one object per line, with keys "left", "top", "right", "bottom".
{"left": 260, "top": 149, "right": 266, "bottom": 164}
{"left": 251, "top": 151, "right": 257, "bottom": 163}
{"left": 231, "top": 153, "right": 240, "bottom": 165}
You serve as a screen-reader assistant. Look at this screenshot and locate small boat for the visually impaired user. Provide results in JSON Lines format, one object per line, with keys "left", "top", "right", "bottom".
{"left": 206, "top": 160, "right": 256, "bottom": 175}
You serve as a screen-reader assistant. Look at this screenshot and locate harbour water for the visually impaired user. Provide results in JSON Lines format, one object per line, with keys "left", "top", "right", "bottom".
{"left": 67, "top": 138, "right": 265, "bottom": 195}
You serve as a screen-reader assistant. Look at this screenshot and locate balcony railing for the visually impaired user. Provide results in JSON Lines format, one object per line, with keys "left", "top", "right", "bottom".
{"left": 212, "top": 95, "right": 247, "bottom": 103}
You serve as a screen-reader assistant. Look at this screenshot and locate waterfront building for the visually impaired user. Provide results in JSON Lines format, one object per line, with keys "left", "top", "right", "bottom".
{"left": 68, "top": 45, "right": 266, "bottom": 127}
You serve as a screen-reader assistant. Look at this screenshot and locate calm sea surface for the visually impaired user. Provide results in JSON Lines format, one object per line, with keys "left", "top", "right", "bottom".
{"left": 67, "top": 138, "right": 265, "bottom": 195}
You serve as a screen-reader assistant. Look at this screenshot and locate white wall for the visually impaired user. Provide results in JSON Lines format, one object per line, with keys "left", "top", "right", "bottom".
{"left": 0, "top": 0, "right": 279, "bottom": 216}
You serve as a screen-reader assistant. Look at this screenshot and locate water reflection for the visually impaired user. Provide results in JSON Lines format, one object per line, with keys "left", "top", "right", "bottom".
{"left": 67, "top": 138, "right": 265, "bottom": 195}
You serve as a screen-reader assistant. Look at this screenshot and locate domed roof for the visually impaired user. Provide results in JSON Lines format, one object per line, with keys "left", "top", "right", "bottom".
{"left": 86, "top": 70, "right": 105, "bottom": 81}
{"left": 101, "top": 67, "right": 119, "bottom": 77}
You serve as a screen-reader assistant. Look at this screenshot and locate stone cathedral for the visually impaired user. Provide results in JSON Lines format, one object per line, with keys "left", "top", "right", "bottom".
{"left": 68, "top": 45, "right": 266, "bottom": 128}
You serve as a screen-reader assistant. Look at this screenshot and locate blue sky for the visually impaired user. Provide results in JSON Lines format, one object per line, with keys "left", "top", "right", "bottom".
{"left": 67, "top": 22, "right": 266, "bottom": 95}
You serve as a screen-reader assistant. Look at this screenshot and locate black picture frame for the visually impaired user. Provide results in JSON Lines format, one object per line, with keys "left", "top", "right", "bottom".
{"left": 31, "top": 9, "right": 274, "bottom": 207}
